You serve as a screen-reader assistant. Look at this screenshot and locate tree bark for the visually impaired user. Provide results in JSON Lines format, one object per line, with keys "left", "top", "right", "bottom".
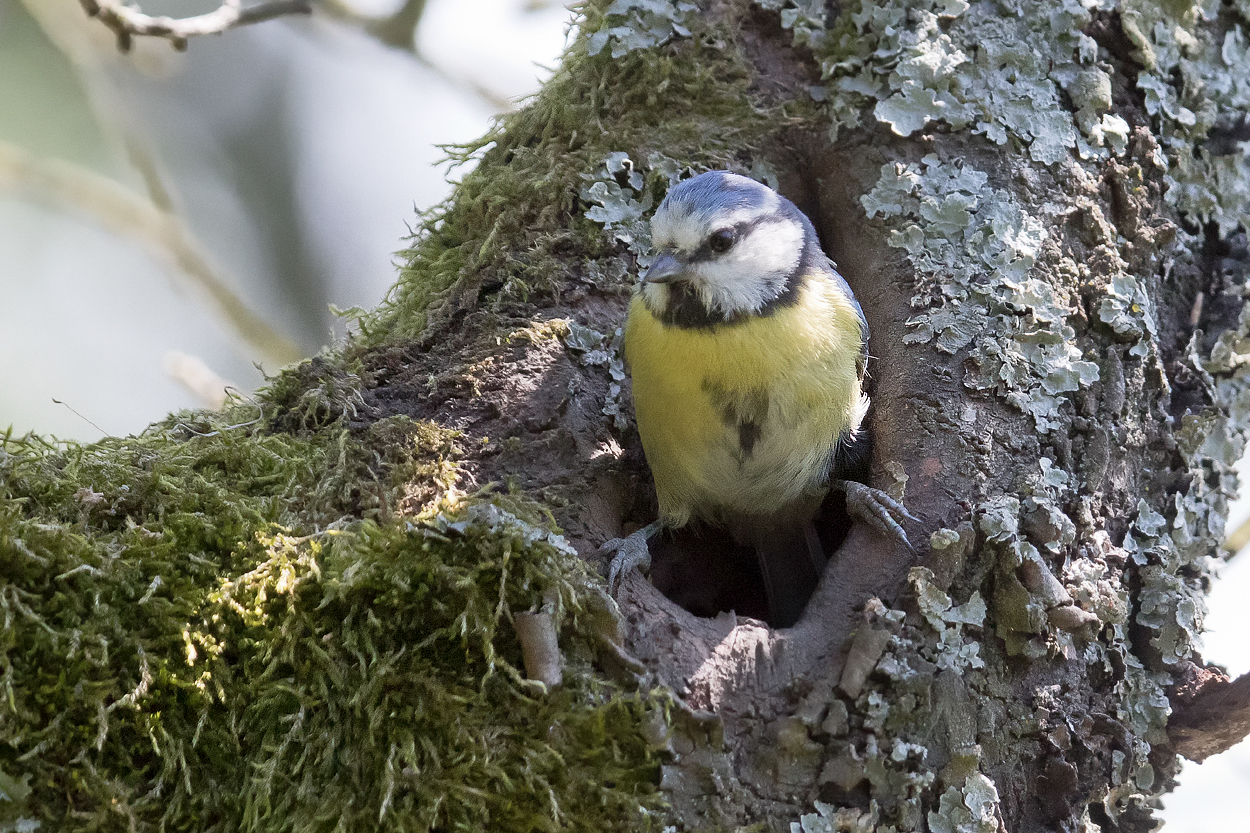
{"left": 368, "top": 1, "right": 1250, "bottom": 830}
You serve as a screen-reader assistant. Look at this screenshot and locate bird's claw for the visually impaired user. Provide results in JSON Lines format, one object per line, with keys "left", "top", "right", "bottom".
{"left": 600, "top": 521, "right": 662, "bottom": 593}
{"left": 836, "top": 481, "right": 918, "bottom": 552}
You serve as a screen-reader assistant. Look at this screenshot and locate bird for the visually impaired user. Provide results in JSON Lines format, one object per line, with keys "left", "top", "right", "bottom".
{"left": 602, "top": 170, "right": 915, "bottom": 628}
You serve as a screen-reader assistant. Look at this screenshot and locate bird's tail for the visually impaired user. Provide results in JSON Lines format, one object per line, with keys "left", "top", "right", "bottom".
{"left": 753, "top": 519, "right": 826, "bottom": 628}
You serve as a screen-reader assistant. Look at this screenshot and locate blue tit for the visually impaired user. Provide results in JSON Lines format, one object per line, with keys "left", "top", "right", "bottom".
{"left": 603, "top": 170, "right": 915, "bottom": 627}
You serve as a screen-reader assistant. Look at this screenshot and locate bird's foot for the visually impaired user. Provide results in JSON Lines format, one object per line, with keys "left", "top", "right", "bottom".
{"left": 599, "top": 521, "right": 662, "bottom": 593}
{"left": 834, "top": 480, "right": 919, "bottom": 552}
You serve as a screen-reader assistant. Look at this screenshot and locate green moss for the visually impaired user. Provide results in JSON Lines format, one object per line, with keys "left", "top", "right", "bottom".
{"left": 360, "top": 1, "right": 769, "bottom": 345}
{"left": 260, "top": 354, "right": 366, "bottom": 436}
{"left": 1, "top": 403, "right": 665, "bottom": 831}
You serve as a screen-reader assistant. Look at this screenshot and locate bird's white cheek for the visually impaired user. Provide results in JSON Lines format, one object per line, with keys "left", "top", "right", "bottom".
{"left": 692, "top": 262, "right": 777, "bottom": 314}
{"left": 739, "top": 222, "right": 804, "bottom": 276}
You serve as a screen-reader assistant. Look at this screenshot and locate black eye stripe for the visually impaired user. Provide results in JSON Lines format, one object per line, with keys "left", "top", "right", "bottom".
{"left": 687, "top": 217, "right": 768, "bottom": 263}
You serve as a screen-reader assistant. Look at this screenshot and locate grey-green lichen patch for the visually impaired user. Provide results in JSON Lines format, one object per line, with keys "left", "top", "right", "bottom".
{"left": 1121, "top": 3, "right": 1250, "bottom": 235}
{"left": 802, "top": 576, "right": 1015, "bottom": 832}
{"left": 0, "top": 405, "right": 665, "bottom": 831}
{"left": 970, "top": 470, "right": 1113, "bottom": 656}
{"left": 1098, "top": 274, "right": 1160, "bottom": 358}
{"left": 1113, "top": 287, "right": 1250, "bottom": 678}
{"left": 1087, "top": 280, "right": 1250, "bottom": 814}
{"left": 1108, "top": 654, "right": 1172, "bottom": 806}
{"left": 862, "top": 155, "right": 1099, "bottom": 433}
{"left": 564, "top": 320, "right": 630, "bottom": 430}
{"left": 1063, "top": 532, "right": 1131, "bottom": 626}
{"left": 860, "top": 733, "right": 938, "bottom": 828}
{"left": 910, "top": 567, "right": 987, "bottom": 672}
{"left": 586, "top": 0, "right": 697, "bottom": 58}
{"left": 1204, "top": 287, "right": 1250, "bottom": 437}
{"left": 786, "top": 603, "right": 942, "bottom": 830}
{"left": 792, "top": 799, "right": 883, "bottom": 833}
{"left": 818, "top": 593, "right": 998, "bottom": 831}
{"left": 582, "top": 152, "right": 651, "bottom": 234}
{"left": 761, "top": 0, "right": 1127, "bottom": 160}
{"left": 1030, "top": 507, "right": 1192, "bottom": 819}
{"left": 926, "top": 773, "right": 1002, "bottom": 833}
{"left": 761, "top": 0, "right": 1247, "bottom": 825}
{"left": 976, "top": 495, "right": 1021, "bottom": 543}
{"left": 1121, "top": 411, "right": 1238, "bottom": 667}
{"left": 579, "top": 150, "right": 691, "bottom": 267}
{"left": 929, "top": 526, "right": 964, "bottom": 551}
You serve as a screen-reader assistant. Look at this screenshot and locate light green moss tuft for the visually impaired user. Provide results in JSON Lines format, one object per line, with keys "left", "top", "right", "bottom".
{"left": 1, "top": 402, "right": 665, "bottom": 831}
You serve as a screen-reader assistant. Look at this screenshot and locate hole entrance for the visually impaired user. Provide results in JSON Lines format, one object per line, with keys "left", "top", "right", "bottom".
{"left": 648, "top": 491, "right": 855, "bottom": 627}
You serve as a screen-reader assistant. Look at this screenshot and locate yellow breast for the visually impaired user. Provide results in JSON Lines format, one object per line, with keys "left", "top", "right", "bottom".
{"left": 623, "top": 274, "right": 867, "bottom": 530}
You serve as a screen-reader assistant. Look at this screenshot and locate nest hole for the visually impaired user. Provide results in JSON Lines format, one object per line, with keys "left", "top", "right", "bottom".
{"left": 647, "top": 492, "right": 855, "bottom": 627}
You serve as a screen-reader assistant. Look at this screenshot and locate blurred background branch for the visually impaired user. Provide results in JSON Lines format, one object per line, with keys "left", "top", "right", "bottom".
{"left": 79, "top": 0, "right": 312, "bottom": 53}
{"left": 0, "top": 137, "right": 302, "bottom": 366}
{"left": 317, "top": 0, "right": 425, "bottom": 52}
{"left": 0, "top": 0, "right": 565, "bottom": 439}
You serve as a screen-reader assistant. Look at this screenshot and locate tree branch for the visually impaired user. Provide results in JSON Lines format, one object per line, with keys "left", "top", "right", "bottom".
{"left": 0, "top": 139, "right": 304, "bottom": 368}
{"left": 78, "top": 0, "right": 312, "bottom": 53}
{"left": 317, "top": 0, "right": 426, "bottom": 52}
{"left": 1168, "top": 661, "right": 1250, "bottom": 761}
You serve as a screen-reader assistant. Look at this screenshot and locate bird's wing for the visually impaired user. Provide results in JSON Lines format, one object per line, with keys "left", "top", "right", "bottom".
{"left": 817, "top": 256, "right": 870, "bottom": 381}
{"left": 851, "top": 296, "right": 869, "bottom": 382}
{"left": 820, "top": 262, "right": 872, "bottom": 478}
{"left": 834, "top": 270, "right": 870, "bottom": 382}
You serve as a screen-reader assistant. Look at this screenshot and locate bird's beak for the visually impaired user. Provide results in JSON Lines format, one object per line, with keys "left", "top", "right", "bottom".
{"left": 643, "top": 252, "right": 685, "bottom": 284}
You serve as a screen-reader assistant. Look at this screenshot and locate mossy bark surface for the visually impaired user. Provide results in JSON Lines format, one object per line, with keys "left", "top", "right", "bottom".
{"left": 5, "top": 1, "right": 1250, "bottom": 832}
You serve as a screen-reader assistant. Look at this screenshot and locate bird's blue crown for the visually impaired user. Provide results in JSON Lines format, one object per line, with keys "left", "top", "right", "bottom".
{"left": 659, "top": 171, "right": 782, "bottom": 227}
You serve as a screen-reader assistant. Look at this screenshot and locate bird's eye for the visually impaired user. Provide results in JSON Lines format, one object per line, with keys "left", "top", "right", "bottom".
{"left": 708, "top": 229, "right": 736, "bottom": 254}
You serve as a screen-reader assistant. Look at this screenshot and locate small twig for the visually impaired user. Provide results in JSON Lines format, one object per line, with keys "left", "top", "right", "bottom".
{"left": 317, "top": 0, "right": 427, "bottom": 52}
{"left": 51, "top": 398, "right": 109, "bottom": 438}
{"left": 1224, "top": 512, "right": 1250, "bottom": 554}
{"left": 163, "top": 352, "right": 236, "bottom": 410}
{"left": 79, "top": 0, "right": 312, "bottom": 53}
{"left": 514, "top": 600, "right": 563, "bottom": 688}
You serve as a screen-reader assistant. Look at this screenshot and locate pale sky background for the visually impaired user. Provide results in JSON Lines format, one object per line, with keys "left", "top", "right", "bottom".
{"left": 0, "top": 0, "right": 1245, "bottom": 826}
